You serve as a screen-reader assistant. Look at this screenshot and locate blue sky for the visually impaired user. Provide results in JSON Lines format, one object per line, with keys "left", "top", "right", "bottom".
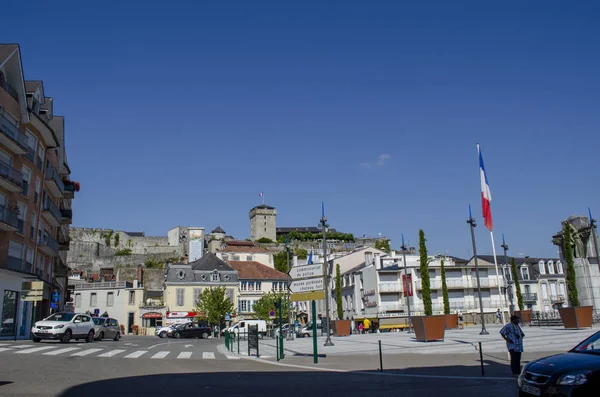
{"left": 2, "top": 1, "right": 599, "bottom": 258}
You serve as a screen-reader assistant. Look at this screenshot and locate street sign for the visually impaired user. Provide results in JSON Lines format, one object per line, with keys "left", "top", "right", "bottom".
{"left": 94, "top": 309, "right": 100, "bottom": 315}
{"left": 290, "top": 290, "right": 325, "bottom": 302}
{"left": 22, "top": 290, "right": 43, "bottom": 302}
{"left": 22, "top": 281, "right": 43, "bottom": 291}
{"left": 289, "top": 277, "right": 323, "bottom": 294}
{"left": 288, "top": 264, "right": 323, "bottom": 280}
{"left": 225, "top": 314, "right": 231, "bottom": 321}
{"left": 269, "top": 310, "right": 276, "bottom": 319}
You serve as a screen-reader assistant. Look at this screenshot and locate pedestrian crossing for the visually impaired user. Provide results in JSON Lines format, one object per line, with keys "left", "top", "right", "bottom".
{"left": 0, "top": 344, "right": 236, "bottom": 361}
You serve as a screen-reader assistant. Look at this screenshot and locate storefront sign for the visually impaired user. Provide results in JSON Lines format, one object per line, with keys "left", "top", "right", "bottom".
{"left": 166, "top": 311, "right": 199, "bottom": 318}
{"left": 143, "top": 312, "right": 163, "bottom": 319}
{"left": 363, "top": 289, "right": 376, "bottom": 296}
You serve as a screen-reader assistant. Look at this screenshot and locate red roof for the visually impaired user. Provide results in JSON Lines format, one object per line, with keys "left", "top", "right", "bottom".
{"left": 220, "top": 245, "right": 271, "bottom": 253}
{"left": 228, "top": 261, "right": 290, "bottom": 280}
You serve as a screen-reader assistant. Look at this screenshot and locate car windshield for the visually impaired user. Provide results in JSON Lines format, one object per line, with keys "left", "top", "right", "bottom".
{"left": 572, "top": 331, "right": 600, "bottom": 354}
{"left": 45, "top": 313, "right": 76, "bottom": 322}
{"left": 92, "top": 318, "right": 106, "bottom": 325}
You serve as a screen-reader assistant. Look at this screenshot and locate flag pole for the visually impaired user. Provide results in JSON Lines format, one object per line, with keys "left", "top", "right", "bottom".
{"left": 489, "top": 231, "right": 507, "bottom": 324}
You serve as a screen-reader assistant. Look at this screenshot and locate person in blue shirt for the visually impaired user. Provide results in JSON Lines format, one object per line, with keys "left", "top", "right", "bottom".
{"left": 500, "top": 315, "right": 525, "bottom": 376}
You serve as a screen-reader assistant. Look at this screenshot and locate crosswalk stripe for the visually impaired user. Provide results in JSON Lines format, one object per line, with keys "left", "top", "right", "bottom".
{"left": 71, "top": 348, "right": 103, "bottom": 357}
{"left": 202, "top": 352, "right": 215, "bottom": 359}
{"left": 226, "top": 355, "right": 240, "bottom": 360}
{"left": 15, "top": 346, "right": 56, "bottom": 354}
{"left": 97, "top": 349, "right": 126, "bottom": 357}
{"left": 13, "top": 345, "right": 36, "bottom": 349}
{"left": 177, "top": 352, "right": 192, "bottom": 359}
{"left": 43, "top": 347, "right": 81, "bottom": 356}
{"left": 124, "top": 351, "right": 147, "bottom": 358}
{"left": 151, "top": 351, "right": 170, "bottom": 359}
{"left": 0, "top": 348, "right": 14, "bottom": 352}
{"left": 0, "top": 344, "right": 9, "bottom": 347}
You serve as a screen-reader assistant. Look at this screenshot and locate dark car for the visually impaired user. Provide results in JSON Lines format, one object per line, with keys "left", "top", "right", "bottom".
{"left": 168, "top": 322, "right": 212, "bottom": 339}
{"left": 518, "top": 330, "right": 600, "bottom": 396}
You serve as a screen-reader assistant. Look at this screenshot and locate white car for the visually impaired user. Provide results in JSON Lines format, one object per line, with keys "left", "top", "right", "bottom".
{"left": 31, "top": 312, "right": 95, "bottom": 343}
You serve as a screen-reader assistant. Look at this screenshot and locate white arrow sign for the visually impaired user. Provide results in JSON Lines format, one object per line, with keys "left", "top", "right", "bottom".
{"left": 289, "top": 277, "right": 324, "bottom": 293}
{"left": 288, "top": 264, "right": 324, "bottom": 280}
{"left": 184, "top": 344, "right": 194, "bottom": 348}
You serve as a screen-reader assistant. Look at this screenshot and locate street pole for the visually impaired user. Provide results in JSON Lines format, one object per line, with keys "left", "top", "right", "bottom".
{"left": 401, "top": 234, "right": 413, "bottom": 333}
{"left": 321, "top": 202, "right": 334, "bottom": 346}
{"left": 501, "top": 234, "right": 514, "bottom": 315}
{"left": 468, "top": 205, "right": 488, "bottom": 335}
{"left": 278, "top": 297, "right": 284, "bottom": 359}
{"left": 589, "top": 208, "right": 600, "bottom": 273}
{"left": 286, "top": 241, "right": 293, "bottom": 340}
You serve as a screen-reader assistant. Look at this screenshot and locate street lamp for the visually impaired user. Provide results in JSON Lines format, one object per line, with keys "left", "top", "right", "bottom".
{"left": 467, "top": 205, "right": 488, "bottom": 335}
{"left": 285, "top": 238, "right": 294, "bottom": 341}
{"left": 400, "top": 234, "right": 413, "bottom": 333}
{"left": 501, "top": 234, "right": 514, "bottom": 315}
{"left": 320, "top": 202, "right": 334, "bottom": 346}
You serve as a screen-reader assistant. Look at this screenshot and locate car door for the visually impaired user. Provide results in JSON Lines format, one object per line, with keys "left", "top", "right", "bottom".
{"left": 102, "top": 318, "right": 113, "bottom": 338}
{"left": 111, "top": 319, "right": 120, "bottom": 337}
{"left": 72, "top": 315, "right": 84, "bottom": 337}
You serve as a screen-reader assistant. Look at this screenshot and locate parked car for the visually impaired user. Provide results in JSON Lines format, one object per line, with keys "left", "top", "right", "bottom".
{"left": 31, "top": 312, "right": 95, "bottom": 343}
{"left": 156, "top": 323, "right": 189, "bottom": 338}
{"left": 228, "top": 320, "right": 267, "bottom": 339}
{"left": 518, "top": 330, "right": 600, "bottom": 396}
{"left": 168, "top": 322, "right": 212, "bottom": 339}
{"left": 297, "top": 321, "right": 333, "bottom": 338}
{"left": 92, "top": 317, "right": 121, "bottom": 341}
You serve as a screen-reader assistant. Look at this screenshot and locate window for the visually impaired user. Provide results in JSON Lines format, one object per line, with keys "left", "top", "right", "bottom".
{"left": 541, "top": 284, "right": 548, "bottom": 299}
{"left": 128, "top": 291, "right": 135, "bottom": 305}
{"left": 30, "top": 212, "right": 36, "bottom": 240}
{"left": 107, "top": 292, "right": 114, "bottom": 307}
{"left": 90, "top": 293, "right": 97, "bottom": 307}
{"left": 256, "top": 281, "right": 261, "bottom": 291}
{"left": 248, "top": 282, "right": 255, "bottom": 291}
{"left": 176, "top": 288, "right": 184, "bottom": 306}
{"left": 34, "top": 178, "right": 40, "bottom": 204}
{"left": 193, "top": 288, "right": 202, "bottom": 304}
{"left": 559, "top": 283, "right": 566, "bottom": 297}
{"left": 548, "top": 261, "right": 555, "bottom": 275}
{"left": 36, "top": 253, "right": 44, "bottom": 276}
{"left": 246, "top": 255, "right": 253, "bottom": 261}
{"left": 211, "top": 271, "right": 220, "bottom": 282}
{"left": 1, "top": 290, "right": 18, "bottom": 338}
{"left": 21, "top": 166, "right": 31, "bottom": 196}
{"left": 37, "top": 144, "right": 44, "bottom": 170}
{"left": 241, "top": 282, "right": 247, "bottom": 291}
{"left": 232, "top": 255, "right": 240, "bottom": 261}
{"left": 75, "top": 293, "right": 81, "bottom": 308}
{"left": 25, "top": 130, "right": 37, "bottom": 153}
{"left": 272, "top": 282, "right": 279, "bottom": 291}
{"left": 25, "top": 246, "right": 34, "bottom": 272}
{"left": 521, "top": 266, "right": 530, "bottom": 281}
{"left": 239, "top": 300, "right": 248, "bottom": 312}
{"left": 539, "top": 261, "right": 546, "bottom": 275}
{"left": 8, "top": 240, "right": 24, "bottom": 270}
{"left": 557, "top": 261, "right": 564, "bottom": 274}
{"left": 16, "top": 202, "right": 26, "bottom": 234}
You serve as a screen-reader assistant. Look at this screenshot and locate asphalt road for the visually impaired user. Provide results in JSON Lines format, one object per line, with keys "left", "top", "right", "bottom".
{"left": 0, "top": 336, "right": 519, "bottom": 396}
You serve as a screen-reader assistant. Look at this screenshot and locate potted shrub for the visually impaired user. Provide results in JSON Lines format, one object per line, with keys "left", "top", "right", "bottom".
{"left": 131, "top": 325, "right": 139, "bottom": 335}
{"left": 440, "top": 257, "right": 458, "bottom": 329}
{"left": 557, "top": 223, "right": 593, "bottom": 329}
{"left": 332, "top": 264, "right": 351, "bottom": 336}
{"left": 412, "top": 230, "right": 446, "bottom": 341}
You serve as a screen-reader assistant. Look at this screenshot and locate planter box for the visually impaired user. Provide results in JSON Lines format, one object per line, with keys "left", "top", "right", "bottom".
{"left": 412, "top": 315, "right": 446, "bottom": 342}
{"left": 558, "top": 306, "right": 593, "bottom": 329}
{"left": 444, "top": 313, "right": 458, "bottom": 329}
{"left": 513, "top": 310, "right": 533, "bottom": 324}
{"left": 332, "top": 319, "right": 351, "bottom": 337}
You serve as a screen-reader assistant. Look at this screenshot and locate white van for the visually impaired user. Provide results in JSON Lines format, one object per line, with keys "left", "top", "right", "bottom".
{"left": 229, "top": 320, "right": 267, "bottom": 338}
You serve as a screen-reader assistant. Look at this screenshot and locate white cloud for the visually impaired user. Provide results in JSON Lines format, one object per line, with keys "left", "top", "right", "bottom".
{"left": 360, "top": 154, "right": 391, "bottom": 168}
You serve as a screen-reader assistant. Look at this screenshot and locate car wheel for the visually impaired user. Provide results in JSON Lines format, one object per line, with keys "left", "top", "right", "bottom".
{"left": 201, "top": 332, "right": 209, "bottom": 339}
{"left": 85, "top": 330, "right": 95, "bottom": 343}
{"left": 159, "top": 332, "right": 167, "bottom": 338}
{"left": 174, "top": 332, "right": 182, "bottom": 339}
{"left": 61, "top": 330, "right": 71, "bottom": 344}
{"left": 114, "top": 333, "right": 120, "bottom": 341}
{"left": 258, "top": 333, "right": 264, "bottom": 340}
{"left": 32, "top": 337, "right": 41, "bottom": 343}
{"left": 96, "top": 332, "right": 104, "bottom": 341}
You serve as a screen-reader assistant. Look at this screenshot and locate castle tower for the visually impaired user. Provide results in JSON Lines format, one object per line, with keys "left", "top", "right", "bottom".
{"left": 249, "top": 204, "right": 277, "bottom": 242}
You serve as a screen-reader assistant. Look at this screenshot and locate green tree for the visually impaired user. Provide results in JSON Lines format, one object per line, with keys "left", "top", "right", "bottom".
{"left": 252, "top": 291, "right": 289, "bottom": 323}
{"left": 257, "top": 237, "right": 273, "bottom": 243}
{"left": 440, "top": 258, "right": 450, "bottom": 315}
{"left": 419, "top": 230, "right": 432, "bottom": 315}
{"left": 114, "top": 233, "right": 120, "bottom": 247}
{"left": 510, "top": 258, "right": 524, "bottom": 311}
{"left": 335, "top": 264, "right": 343, "bottom": 320}
{"left": 273, "top": 251, "right": 289, "bottom": 273}
{"left": 563, "top": 223, "right": 580, "bottom": 307}
{"left": 295, "top": 247, "right": 308, "bottom": 259}
{"left": 194, "top": 287, "right": 235, "bottom": 326}
{"left": 115, "top": 248, "right": 132, "bottom": 256}
{"left": 375, "top": 239, "right": 391, "bottom": 253}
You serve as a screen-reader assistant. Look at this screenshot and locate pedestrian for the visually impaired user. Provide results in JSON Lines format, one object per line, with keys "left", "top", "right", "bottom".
{"left": 359, "top": 323, "right": 364, "bottom": 334}
{"left": 363, "top": 318, "right": 371, "bottom": 334}
{"left": 458, "top": 311, "right": 464, "bottom": 329}
{"left": 496, "top": 309, "right": 502, "bottom": 324}
{"left": 500, "top": 315, "right": 525, "bottom": 377}
{"left": 214, "top": 324, "right": 220, "bottom": 338}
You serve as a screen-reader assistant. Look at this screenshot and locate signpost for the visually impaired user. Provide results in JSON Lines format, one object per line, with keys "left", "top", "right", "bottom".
{"left": 22, "top": 281, "right": 43, "bottom": 332}
{"left": 248, "top": 324, "right": 259, "bottom": 357}
{"left": 288, "top": 264, "right": 323, "bottom": 280}
{"left": 289, "top": 277, "right": 324, "bottom": 294}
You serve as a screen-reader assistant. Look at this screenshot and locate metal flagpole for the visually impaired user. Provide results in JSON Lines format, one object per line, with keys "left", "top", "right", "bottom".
{"left": 489, "top": 231, "right": 507, "bottom": 324}
{"left": 468, "top": 205, "right": 488, "bottom": 335}
{"left": 401, "top": 234, "right": 413, "bottom": 333}
{"left": 321, "top": 202, "right": 333, "bottom": 346}
{"left": 501, "top": 234, "right": 514, "bottom": 315}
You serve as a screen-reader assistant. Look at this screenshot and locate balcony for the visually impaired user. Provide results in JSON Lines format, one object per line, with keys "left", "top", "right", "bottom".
{"left": 0, "top": 113, "right": 28, "bottom": 154}
{"left": 0, "top": 159, "right": 23, "bottom": 192}
{"left": 38, "top": 231, "right": 59, "bottom": 256}
{"left": 470, "top": 278, "right": 500, "bottom": 288}
{"left": 45, "top": 165, "right": 64, "bottom": 197}
{"left": 551, "top": 295, "right": 565, "bottom": 303}
{"left": 0, "top": 205, "right": 19, "bottom": 231}
{"left": 58, "top": 226, "right": 70, "bottom": 251}
{"left": 64, "top": 182, "right": 75, "bottom": 199}
{"left": 42, "top": 198, "right": 62, "bottom": 227}
{"left": 522, "top": 293, "right": 538, "bottom": 302}
{"left": 379, "top": 303, "right": 403, "bottom": 312}
{"left": 0, "top": 80, "right": 19, "bottom": 101}
{"left": 61, "top": 208, "right": 72, "bottom": 225}
{"left": 378, "top": 282, "right": 402, "bottom": 293}
{"left": 75, "top": 281, "right": 128, "bottom": 290}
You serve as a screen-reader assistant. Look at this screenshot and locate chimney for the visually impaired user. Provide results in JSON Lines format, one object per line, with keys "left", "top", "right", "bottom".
{"left": 137, "top": 263, "right": 143, "bottom": 284}
{"left": 365, "top": 251, "right": 373, "bottom": 266}
{"left": 374, "top": 253, "right": 381, "bottom": 269}
{"left": 133, "top": 280, "right": 138, "bottom": 288}
{"left": 409, "top": 247, "right": 416, "bottom": 255}
{"left": 293, "top": 255, "right": 298, "bottom": 267}
{"left": 391, "top": 251, "right": 396, "bottom": 258}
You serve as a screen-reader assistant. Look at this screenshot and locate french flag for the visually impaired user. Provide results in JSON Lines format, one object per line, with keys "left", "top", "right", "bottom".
{"left": 478, "top": 144, "right": 493, "bottom": 231}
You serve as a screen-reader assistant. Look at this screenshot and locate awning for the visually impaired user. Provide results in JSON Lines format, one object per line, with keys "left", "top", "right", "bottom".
{"left": 379, "top": 324, "right": 410, "bottom": 330}
{"left": 142, "top": 312, "right": 162, "bottom": 319}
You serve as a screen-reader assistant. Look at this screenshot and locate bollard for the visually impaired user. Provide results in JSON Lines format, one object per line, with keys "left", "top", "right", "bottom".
{"left": 276, "top": 335, "right": 280, "bottom": 361}
{"left": 237, "top": 330, "right": 240, "bottom": 354}
{"left": 378, "top": 340, "right": 383, "bottom": 372}
{"left": 479, "top": 342, "right": 485, "bottom": 377}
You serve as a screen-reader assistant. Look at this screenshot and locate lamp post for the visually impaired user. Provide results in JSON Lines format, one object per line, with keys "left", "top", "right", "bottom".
{"left": 286, "top": 239, "right": 294, "bottom": 341}
{"left": 468, "top": 205, "right": 488, "bottom": 335}
{"left": 320, "top": 202, "right": 334, "bottom": 346}
{"left": 501, "top": 234, "right": 514, "bottom": 315}
{"left": 401, "top": 234, "right": 413, "bottom": 333}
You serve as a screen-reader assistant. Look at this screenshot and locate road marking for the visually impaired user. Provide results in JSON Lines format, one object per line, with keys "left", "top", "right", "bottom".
{"left": 15, "top": 346, "right": 56, "bottom": 354}
{"left": 43, "top": 347, "right": 80, "bottom": 356}
{"left": 177, "top": 352, "right": 192, "bottom": 359}
{"left": 124, "top": 350, "right": 147, "bottom": 358}
{"left": 97, "top": 349, "right": 126, "bottom": 357}
{"left": 202, "top": 352, "right": 215, "bottom": 359}
{"left": 184, "top": 344, "right": 193, "bottom": 348}
{"left": 0, "top": 348, "right": 14, "bottom": 352}
{"left": 151, "top": 351, "right": 170, "bottom": 359}
{"left": 13, "top": 345, "right": 36, "bottom": 349}
{"left": 226, "top": 355, "right": 240, "bottom": 360}
{"left": 71, "top": 348, "right": 103, "bottom": 356}
{"left": 0, "top": 344, "right": 9, "bottom": 347}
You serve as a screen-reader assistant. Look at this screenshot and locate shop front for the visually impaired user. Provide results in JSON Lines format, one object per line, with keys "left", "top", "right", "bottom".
{"left": 0, "top": 270, "right": 33, "bottom": 340}
{"left": 165, "top": 311, "right": 199, "bottom": 326}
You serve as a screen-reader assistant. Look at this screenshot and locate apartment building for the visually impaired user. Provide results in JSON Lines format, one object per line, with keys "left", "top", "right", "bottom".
{"left": 0, "top": 44, "right": 77, "bottom": 340}
{"left": 216, "top": 240, "right": 274, "bottom": 268}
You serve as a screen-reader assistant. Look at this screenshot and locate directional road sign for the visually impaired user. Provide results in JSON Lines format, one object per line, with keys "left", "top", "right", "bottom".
{"left": 290, "top": 290, "right": 325, "bottom": 302}
{"left": 288, "top": 264, "right": 323, "bottom": 280}
{"left": 289, "top": 277, "right": 324, "bottom": 294}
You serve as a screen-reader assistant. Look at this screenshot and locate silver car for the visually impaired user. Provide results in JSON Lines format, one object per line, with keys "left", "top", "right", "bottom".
{"left": 92, "top": 317, "right": 121, "bottom": 341}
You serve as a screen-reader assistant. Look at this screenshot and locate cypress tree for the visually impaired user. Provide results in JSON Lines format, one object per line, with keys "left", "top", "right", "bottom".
{"left": 563, "top": 223, "right": 580, "bottom": 307}
{"left": 510, "top": 258, "right": 524, "bottom": 311}
{"left": 440, "top": 258, "right": 450, "bottom": 315}
{"left": 336, "top": 264, "right": 343, "bottom": 320}
{"left": 419, "top": 230, "right": 432, "bottom": 315}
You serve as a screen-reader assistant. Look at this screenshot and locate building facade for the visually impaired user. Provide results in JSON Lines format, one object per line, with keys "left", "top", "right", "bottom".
{"left": 216, "top": 240, "right": 274, "bottom": 268}
{"left": 249, "top": 204, "right": 276, "bottom": 242}
{"left": 0, "top": 44, "right": 77, "bottom": 340}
